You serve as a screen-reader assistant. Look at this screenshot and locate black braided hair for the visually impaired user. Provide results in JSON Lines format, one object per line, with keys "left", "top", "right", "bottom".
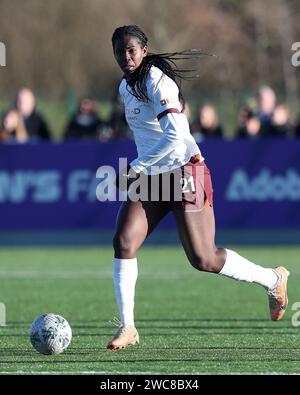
{"left": 112, "top": 25, "right": 213, "bottom": 109}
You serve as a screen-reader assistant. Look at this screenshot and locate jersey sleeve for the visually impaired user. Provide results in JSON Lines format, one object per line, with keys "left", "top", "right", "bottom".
{"left": 151, "top": 74, "right": 182, "bottom": 120}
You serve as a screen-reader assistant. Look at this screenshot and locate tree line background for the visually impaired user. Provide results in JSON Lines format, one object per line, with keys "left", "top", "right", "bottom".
{"left": 0, "top": 0, "right": 300, "bottom": 138}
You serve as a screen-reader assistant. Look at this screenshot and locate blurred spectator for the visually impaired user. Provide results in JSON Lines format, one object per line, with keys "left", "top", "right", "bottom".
{"left": 183, "top": 101, "right": 191, "bottom": 122}
{"left": 191, "top": 104, "right": 224, "bottom": 142}
{"left": 255, "top": 85, "right": 276, "bottom": 136}
{"left": 98, "top": 124, "right": 116, "bottom": 142}
{"left": 296, "top": 117, "right": 300, "bottom": 137}
{"left": 109, "top": 90, "right": 131, "bottom": 139}
{"left": 0, "top": 109, "right": 29, "bottom": 144}
{"left": 64, "top": 97, "right": 104, "bottom": 140}
{"left": 269, "top": 104, "right": 294, "bottom": 138}
{"left": 16, "top": 88, "right": 51, "bottom": 140}
{"left": 237, "top": 109, "right": 263, "bottom": 139}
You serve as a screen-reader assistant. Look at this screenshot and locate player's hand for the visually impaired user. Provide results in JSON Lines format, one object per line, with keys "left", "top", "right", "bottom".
{"left": 115, "top": 165, "right": 139, "bottom": 191}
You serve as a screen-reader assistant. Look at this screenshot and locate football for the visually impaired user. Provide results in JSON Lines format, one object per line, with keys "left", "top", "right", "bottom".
{"left": 30, "top": 313, "right": 72, "bottom": 355}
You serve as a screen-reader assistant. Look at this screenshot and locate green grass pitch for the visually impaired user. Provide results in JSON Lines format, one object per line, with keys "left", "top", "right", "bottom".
{"left": 0, "top": 245, "right": 299, "bottom": 374}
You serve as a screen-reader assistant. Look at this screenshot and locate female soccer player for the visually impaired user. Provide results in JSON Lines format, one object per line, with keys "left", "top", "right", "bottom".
{"left": 107, "top": 25, "right": 289, "bottom": 350}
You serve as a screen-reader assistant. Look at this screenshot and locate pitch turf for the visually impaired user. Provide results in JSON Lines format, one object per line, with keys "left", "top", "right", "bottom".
{"left": 0, "top": 245, "right": 299, "bottom": 374}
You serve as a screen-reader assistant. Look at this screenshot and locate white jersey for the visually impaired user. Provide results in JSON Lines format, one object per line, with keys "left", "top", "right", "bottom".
{"left": 119, "top": 66, "right": 202, "bottom": 175}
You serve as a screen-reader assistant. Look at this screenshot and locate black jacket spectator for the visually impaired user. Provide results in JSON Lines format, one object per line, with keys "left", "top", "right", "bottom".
{"left": 16, "top": 88, "right": 51, "bottom": 141}
{"left": 296, "top": 119, "right": 300, "bottom": 137}
{"left": 64, "top": 97, "right": 103, "bottom": 140}
{"left": 23, "top": 110, "right": 51, "bottom": 140}
{"left": 191, "top": 104, "right": 224, "bottom": 142}
{"left": 109, "top": 89, "right": 131, "bottom": 139}
{"left": 268, "top": 104, "right": 294, "bottom": 138}
{"left": 236, "top": 108, "right": 264, "bottom": 139}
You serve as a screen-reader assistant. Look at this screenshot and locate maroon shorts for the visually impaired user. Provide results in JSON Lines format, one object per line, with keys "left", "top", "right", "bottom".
{"left": 129, "top": 155, "right": 213, "bottom": 212}
{"left": 172, "top": 157, "right": 213, "bottom": 211}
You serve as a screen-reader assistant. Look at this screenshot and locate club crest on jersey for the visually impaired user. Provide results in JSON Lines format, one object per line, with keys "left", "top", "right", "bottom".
{"left": 160, "top": 98, "right": 177, "bottom": 106}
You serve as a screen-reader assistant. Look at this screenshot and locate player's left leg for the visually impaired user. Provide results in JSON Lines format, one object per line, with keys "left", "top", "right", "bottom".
{"left": 173, "top": 205, "right": 289, "bottom": 320}
{"left": 172, "top": 160, "right": 289, "bottom": 321}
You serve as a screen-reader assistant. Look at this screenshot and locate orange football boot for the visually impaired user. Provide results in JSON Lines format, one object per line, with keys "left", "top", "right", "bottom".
{"left": 107, "top": 325, "right": 139, "bottom": 351}
{"left": 267, "top": 266, "right": 290, "bottom": 321}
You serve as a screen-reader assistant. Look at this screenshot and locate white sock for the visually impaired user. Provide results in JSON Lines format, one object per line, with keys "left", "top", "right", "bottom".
{"left": 113, "top": 258, "right": 138, "bottom": 327}
{"left": 219, "top": 249, "right": 279, "bottom": 289}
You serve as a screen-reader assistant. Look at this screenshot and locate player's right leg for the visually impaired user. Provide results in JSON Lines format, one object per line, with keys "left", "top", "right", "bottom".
{"left": 107, "top": 199, "right": 170, "bottom": 350}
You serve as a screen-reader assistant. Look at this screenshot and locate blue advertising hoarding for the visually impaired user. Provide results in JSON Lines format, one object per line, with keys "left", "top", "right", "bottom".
{"left": 0, "top": 139, "right": 299, "bottom": 230}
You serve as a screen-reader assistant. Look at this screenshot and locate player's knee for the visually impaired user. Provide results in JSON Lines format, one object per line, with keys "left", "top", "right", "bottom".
{"left": 113, "top": 232, "right": 137, "bottom": 258}
{"left": 190, "top": 253, "right": 219, "bottom": 273}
